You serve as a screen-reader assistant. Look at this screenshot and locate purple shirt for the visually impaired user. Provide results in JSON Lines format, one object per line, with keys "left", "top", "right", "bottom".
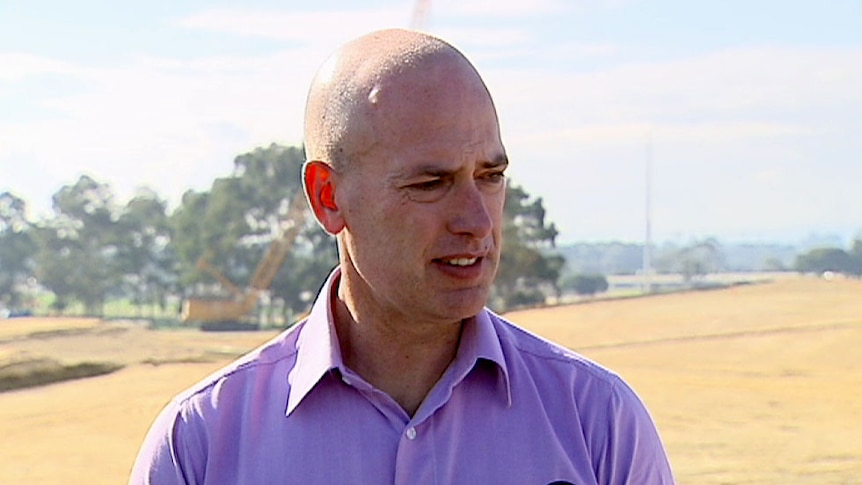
{"left": 131, "top": 269, "right": 674, "bottom": 484}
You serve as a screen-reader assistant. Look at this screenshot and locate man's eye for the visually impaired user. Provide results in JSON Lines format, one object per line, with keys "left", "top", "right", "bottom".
{"left": 411, "top": 179, "right": 443, "bottom": 191}
{"left": 403, "top": 178, "right": 450, "bottom": 202}
{"left": 482, "top": 172, "right": 506, "bottom": 185}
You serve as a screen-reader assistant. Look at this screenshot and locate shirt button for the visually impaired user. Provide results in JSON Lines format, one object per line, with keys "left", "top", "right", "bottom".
{"left": 405, "top": 427, "right": 417, "bottom": 440}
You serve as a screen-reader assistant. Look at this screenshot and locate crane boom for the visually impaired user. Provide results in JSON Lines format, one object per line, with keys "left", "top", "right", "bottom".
{"left": 195, "top": 249, "right": 244, "bottom": 297}
{"left": 181, "top": 190, "right": 309, "bottom": 325}
{"left": 249, "top": 191, "right": 308, "bottom": 290}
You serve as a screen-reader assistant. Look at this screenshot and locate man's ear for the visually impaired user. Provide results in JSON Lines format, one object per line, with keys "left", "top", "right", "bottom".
{"left": 303, "top": 160, "right": 345, "bottom": 235}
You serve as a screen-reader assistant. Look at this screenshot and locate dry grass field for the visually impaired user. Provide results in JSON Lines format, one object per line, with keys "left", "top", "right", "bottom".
{"left": 0, "top": 275, "right": 860, "bottom": 484}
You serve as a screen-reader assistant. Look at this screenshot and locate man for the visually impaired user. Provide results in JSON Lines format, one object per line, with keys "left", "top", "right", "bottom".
{"left": 131, "top": 29, "right": 675, "bottom": 484}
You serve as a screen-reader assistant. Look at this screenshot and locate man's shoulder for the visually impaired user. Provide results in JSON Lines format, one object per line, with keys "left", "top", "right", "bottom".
{"left": 173, "top": 322, "right": 305, "bottom": 406}
{"left": 485, "top": 311, "right": 658, "bottom": 433}
{"left": 486, "top": 310, "right": 621, "bottom": 389}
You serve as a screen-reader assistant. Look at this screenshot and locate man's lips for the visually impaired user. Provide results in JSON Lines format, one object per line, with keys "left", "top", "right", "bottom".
{"left": 437, "top": 256, "right": 480, "bottom": 267}
{"left": 431, "top": 255, "right": 488, "bottom": 279}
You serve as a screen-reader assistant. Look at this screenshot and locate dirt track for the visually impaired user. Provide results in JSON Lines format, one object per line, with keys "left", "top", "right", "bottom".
{"left": 1, "top": 275, "right": 860, "bottom": 484}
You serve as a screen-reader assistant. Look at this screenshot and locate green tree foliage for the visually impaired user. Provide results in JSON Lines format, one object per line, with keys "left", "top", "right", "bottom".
{"left": 558, "top": 242, "right": 643, "bottom": 275}
{"left": 851, "top": 239, "right": 862, "bottom": 276}
{"left": 28, "top": 179, "right": 176, "bottom": 317}
{"left": 795, "top": 244, "right": 862, "bottom": 277}
{"left": 171, "top": 144, "right": 336, "bottom": 319}
{"left": 170, "top": 190, "right": 212, "bottom": 287}
{"left": 34, "top": 176, "right": 121, "bottom": 315}
{"left": 115, "top": 189, "right": 176, "bottom": 315}
{"left": 492, "top": 183, "right": 565, "bottom": 311}
{"left": 31, "top": 225, "right": 76, "bottom": 313}
{"left": 563, "top": 273, "right": 609, "bottom": 297}
{"left": 5, "top": 143, "right": 564, "bottom": 320}
{"left": 654, "top": 238, "right": 725, "bottom": 283}
{"left": 234, "top": 145, "right": 337, "bottom": 317}
{"left": 0, "top": 192, "right": 36, "bottom": 310}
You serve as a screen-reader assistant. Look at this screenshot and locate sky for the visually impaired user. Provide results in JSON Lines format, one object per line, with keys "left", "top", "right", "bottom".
{"left": 1, "top": 0, "right": 861, "bottom": 245}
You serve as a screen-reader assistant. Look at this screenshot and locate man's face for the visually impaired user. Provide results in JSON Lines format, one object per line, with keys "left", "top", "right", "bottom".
{"left": 336, "top": 60, "right": 507, "bottom": 324}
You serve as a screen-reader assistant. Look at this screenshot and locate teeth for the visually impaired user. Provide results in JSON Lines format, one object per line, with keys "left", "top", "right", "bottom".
{"left": 445, "top": 257, "right": 477, "bottom": 266}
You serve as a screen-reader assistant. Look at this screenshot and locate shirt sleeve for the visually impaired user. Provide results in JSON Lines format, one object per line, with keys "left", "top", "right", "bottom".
{"left": 129, "top": 399, "right": 206, "bottom": 485}
{"left": 594, "top": 377, "right": 676, "bottom": 484}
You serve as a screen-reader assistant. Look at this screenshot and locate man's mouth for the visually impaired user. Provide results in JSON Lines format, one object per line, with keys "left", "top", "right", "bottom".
{"left": 441, "top": 257, "right": 479, "bottom": 267}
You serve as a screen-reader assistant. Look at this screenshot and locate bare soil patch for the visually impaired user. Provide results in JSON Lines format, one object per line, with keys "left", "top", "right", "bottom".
{"left": 0, "top": 353, "right": 122, "bottom": 392}
{"left": 0, "top": 318, "right": 278, "bottom": 395}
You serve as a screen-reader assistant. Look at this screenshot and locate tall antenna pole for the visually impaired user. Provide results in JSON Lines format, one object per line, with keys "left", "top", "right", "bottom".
{"left": 643, "top": 130, "right": 653, "bottom": 294}
{"left": 410, "top": 0, "right": 431, "bottom": 30}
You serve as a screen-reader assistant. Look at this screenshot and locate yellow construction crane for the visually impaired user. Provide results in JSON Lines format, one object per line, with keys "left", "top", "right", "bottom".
{"left": 181, "top": 191, "right": 308, "bottom": 326}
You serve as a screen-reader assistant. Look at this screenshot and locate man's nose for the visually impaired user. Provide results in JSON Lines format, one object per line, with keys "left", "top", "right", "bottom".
{"left": 447, "top": 181, "right": 493, "bottom": 239}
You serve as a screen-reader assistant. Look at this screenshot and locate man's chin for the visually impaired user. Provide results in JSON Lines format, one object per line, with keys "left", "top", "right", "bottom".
{"left": 436, "top": 291, "right": 489, "bottom": 321}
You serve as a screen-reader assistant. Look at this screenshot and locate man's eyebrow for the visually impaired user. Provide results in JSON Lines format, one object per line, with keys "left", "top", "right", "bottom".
{"left": 390, "top": 155, "right": 509, "bottom": 180}
{"left": 389, "top": 165, "right": 453, "bottom": 181}
{"left": 480, "top": 155, "right": 509, "bottom": 169}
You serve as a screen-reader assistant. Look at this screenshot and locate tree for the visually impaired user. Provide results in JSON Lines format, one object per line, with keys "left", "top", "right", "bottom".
{"left": 564, "top": 273, "right": 609, "bottom": 297}
{"left": 35, "top": 176, "right": 121, "bottom": 315}
{"left": 0, "top": 192, "right": 36, "bottom": 310}
{"left": 233, "top": 144, "right": 337, "bottom": 318}
{"left": 763, "top": 257, "right": 788, "bottom": 272}
{"left": 170, "top": 190, "right": 212, "bottom": 288}
{"left": 170, "top": 144, "right": 337, "bottom": 322}
{"left": 671, "top": 238, "right": 725, "bottom": 284}
{"left": 115, "top": 189, "right": 176, "bottom": 316}
{"left": 849, "top": 239, "right": 862, "bottom": 277}
{"left": 31, "top": 225, "right": 77, "bottom": 313}
{"left": 795, "top": 247, "right": 857, "bottom": 276}
{"left": 492, "top": 183, "right": 565, "bottom": 311}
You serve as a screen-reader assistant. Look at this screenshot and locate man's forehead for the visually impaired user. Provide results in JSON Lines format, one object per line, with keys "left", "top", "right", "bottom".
{"left": 305, "top": 29, "right": 504, "bottom": 176}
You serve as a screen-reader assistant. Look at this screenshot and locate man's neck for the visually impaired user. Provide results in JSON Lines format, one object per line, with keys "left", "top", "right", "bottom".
{"left": 332, "top": 281, "right": 464, "bottom": 417}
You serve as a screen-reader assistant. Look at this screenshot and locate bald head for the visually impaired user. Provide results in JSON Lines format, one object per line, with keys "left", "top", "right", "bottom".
{"left": 303, "top": 29, "right": 498, "bottom": 171}
{"left": 301, "top": 29, "right": 507, "bottom": 324}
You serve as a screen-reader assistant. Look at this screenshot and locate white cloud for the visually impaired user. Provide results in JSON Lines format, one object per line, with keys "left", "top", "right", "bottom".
{"left": 174, "top": 5, "right": 538, "bottom": 52}
{"left": 432, "top": 0, "right": 633, "bottom": 18}
{"left": 435, "top": 0, "right": 568, "bottom": 17}
{"left": 550, "top": 42, "right": 621, "bottom": 59}
{"left": 486, "top": 44, "right": 862, "bottom": 242}
{"left": 508, "top": 121, "right": 810, "bottom": 148}
{"left": 486, "top": 45, "right": 862, "bottom": 141}
{"left": 0, "top": 53, "right": 81, "bottom": 82}
{"left": 173, "top": 7, "right": 411, "bottom": 44}
{"left": 0, "top": 47, "right": 325, "bottom": 217}
{"left": 434, "top": 26, "right": 532, "bottom": 48}
{"left": 3, "top": 9, "right": 860, "bottom": 242}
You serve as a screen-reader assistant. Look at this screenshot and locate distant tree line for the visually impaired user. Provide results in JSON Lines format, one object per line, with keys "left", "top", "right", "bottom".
{"left": 0, "top": 144, "right": 564, "bottom": 319}
{"left": 555, "top": 235, "right": 861, "bottom": 297}
{"left": 558, "top": 239, "right": 803, "bottom": 278}
{"left": 562, "top": 273, "right": 609, "bottom": 297}
{"left": 794, "top": 242, "right": 862, "bottom": 277}
{"left": 558, "top": 237, "right": 862, "bottom": 279}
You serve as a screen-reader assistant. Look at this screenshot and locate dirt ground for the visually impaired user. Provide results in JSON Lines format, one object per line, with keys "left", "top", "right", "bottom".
{"left": 0, "top": 275, "right": 860, "bottom": 484}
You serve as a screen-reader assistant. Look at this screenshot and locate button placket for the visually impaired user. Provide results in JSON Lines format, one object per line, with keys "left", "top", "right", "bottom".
{"left": 393, "top": 420, "right": 435, "bottom": 485}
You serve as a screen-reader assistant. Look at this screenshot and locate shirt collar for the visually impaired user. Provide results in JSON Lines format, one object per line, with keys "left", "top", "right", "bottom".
{"left": 285, "top": 268, "right": 345, "bottom": 417}
{"left": 285, "top": 267, "right": 512, "bottom": 416}
{"left": 452, "top": 309, "right": 512, "bottom": 407}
